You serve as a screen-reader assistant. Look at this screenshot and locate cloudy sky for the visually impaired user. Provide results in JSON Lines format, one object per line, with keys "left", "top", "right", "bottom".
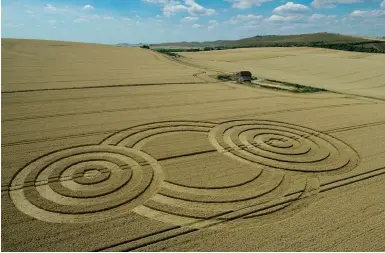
{"left": 2, "top": 0, "right": 384, "bottom": 44}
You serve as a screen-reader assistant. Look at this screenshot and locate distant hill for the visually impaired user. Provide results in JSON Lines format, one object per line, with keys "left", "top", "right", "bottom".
{"left": 146, "top": 33, "right": 385, "bottom": 54}
{"left": 117, "top": 43, "right": 144, "bottom": 47}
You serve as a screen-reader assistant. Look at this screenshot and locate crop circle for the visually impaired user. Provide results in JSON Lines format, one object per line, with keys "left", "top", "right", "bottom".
{"left": 9, "top": 145, "right": 163, "bottom": 223}
{"left": 209, "top": 120, "right": 359, "bottom": 173}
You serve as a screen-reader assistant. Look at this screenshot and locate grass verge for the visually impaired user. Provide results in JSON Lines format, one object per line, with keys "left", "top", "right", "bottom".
{"left": 216, "top": 73, "right": 327, "bottom": 93}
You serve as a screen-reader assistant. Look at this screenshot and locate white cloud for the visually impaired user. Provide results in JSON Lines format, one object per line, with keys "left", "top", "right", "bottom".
{"left": 181, "top": 16, "right": 199, "bottom": 22}
{"left": 309, "top": 13, "right": 326, "bottom": 20}
{"left": 104, "top": 16, "right": 114, "bottom": 20}
{"left": 142, "top": 0, "right": 169, "bottom": 3}
{"left": 48, "top": 19, "right": 56, "bottom": 24}
{"left": 185, "top": 0, "right": 216, "bottom": 16}
{"left": 348, "top": 9, "right": 385, "bottom": 18}
{"left": 247, "top": 19, "right": 263, "bottom": 26}
{"left": 309, "top": 13, "right": 337, "bottom": 21}
{"left": 267, "top": 15, "right": 288, "bottom": 22}
{"left": 226, "top": 0, "right": 273, "bottom": 9}
{"left": 83, "top": 5, "right": 94, "bottom": 10}
{"left": 209, "top": 19, "right": 219, "bottom": 24}
{"left": 74, "top": 17, "right": 88, "bottom": 23}
{"left": 227, "top": 14, "right": 263, "bottom": 24}
{"left": 208, "top": 20, "right": 219, "bottom": 30}
{"left": 144, "top": 0, "right": 215, "bottom": 17}
{"left": 44, "top": 4, "right": 56, "bottom": 11}
{"left": 4, "top": 23, "right": 24, "bottom": 28}
{"left": 122, "top": 17, "right": 132, "bottom": 21}
{"left": 43, "top": 3, "right": 71, "bottom": 12}
{"left": 273, "top": 2, "right": 311, "bottom": 15}
{"left": 307, "top": 14, "right": 339, "bottom": 25}
{"left": 192, "top": 23, "right": 202, "bottom": 28}
{"left": 311, "top": 0, "right": 362, "bottom": 8}
{"left": 26, "top": 10, "right": 34, "bottom": 14}
{"left": 163, "top": 1, "right": 188, "bottom": 17}
{"left": 267, "top": 14, "right": 302, "bottom": 22}
{"left": 381, "top": 0, "right": 385, "bottom": 9}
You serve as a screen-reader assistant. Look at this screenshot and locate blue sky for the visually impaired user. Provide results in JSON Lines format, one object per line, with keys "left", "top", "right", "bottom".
{"left": 2, "top": 0, "right": 384, "bottom": 44}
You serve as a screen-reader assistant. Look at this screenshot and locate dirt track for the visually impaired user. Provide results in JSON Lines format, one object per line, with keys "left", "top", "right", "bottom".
{"left": 1, "top": 39, "right": 385, "bottom": 251}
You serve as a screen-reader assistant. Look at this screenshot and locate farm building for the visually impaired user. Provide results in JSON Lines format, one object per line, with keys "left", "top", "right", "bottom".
{"left": 236, "top": 71, "right": 252, "bottom": 83}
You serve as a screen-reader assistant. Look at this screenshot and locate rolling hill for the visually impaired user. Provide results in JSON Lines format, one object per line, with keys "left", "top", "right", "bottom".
{"left": 147, "top": 32, "right": 385, "bottom": 53}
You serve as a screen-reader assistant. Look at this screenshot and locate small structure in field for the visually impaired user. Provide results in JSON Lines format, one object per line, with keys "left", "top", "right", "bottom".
{"left": 236, "top": 71, "right": 252, "bottom": 83}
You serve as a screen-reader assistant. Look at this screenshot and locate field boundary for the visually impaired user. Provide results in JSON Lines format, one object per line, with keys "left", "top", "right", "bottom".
{"left": 1, "top": 81, "right": 209, "bottom": 94}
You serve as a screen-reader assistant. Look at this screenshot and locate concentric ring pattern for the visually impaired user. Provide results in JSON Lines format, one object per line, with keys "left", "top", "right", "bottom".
{"left": 9, "top": 119, "right": 359, "bottom": 225}
{"left": 102, "top": 121, "right": 216, "bottom": 147}
{"left": 134, "top": 168, "right": 292, "bottom": 228}
{"left": 209, "top": 120, "right": 359, "bottom": 173}
{"left": 9, "top": 145, "right": 163, "bottom": 223}
{"left": 103, "top": 121, "right": 296, "bottom": 227}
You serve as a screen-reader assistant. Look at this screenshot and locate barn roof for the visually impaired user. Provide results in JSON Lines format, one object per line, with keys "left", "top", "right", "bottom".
{"left": 237, "top": 71, "right": 252, "bottom": 76}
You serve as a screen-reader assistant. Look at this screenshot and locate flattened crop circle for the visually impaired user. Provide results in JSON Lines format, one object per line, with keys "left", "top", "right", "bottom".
{"left": 9, "top": 145, "right": 163, "bottom": 223}
{"left": 101, "top": 121, "right": 217, "bottom": 147}
{"left": 209, "top": 120, "right": 359, "bottom": 173}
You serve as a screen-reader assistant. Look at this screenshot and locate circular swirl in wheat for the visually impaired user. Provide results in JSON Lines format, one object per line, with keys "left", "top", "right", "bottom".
{"left": 9, "top": 145, "right": 163, "bottom": 223}
{"left": 9, "top": 120, "right": 359, "bottom": 226}
{"left": 209, "top": 120, "right": 359, "bottom": 173}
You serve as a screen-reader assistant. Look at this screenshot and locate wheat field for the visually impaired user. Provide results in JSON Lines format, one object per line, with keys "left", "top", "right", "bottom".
{"left": 1, "top": 39, "right": 385, "bottom": 251}
{"left": 180, "top": 47, "right": 385, "bottom": 100}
